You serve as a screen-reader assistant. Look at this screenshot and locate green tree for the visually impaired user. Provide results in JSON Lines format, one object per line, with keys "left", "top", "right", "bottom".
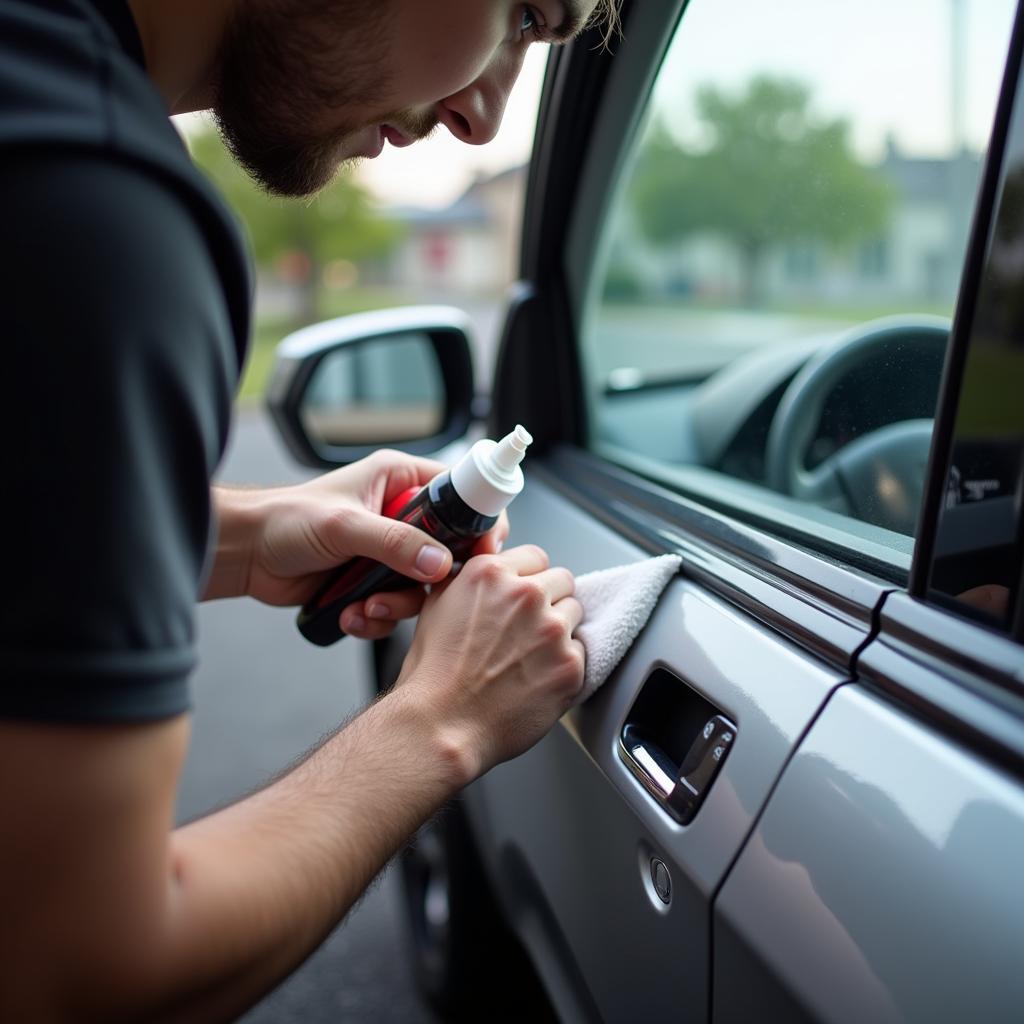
{"left": 187, "top": 127, "right": 403, "bottom": 320}
{"left": 631, "top": 77, "right": 892, "bottom": 306}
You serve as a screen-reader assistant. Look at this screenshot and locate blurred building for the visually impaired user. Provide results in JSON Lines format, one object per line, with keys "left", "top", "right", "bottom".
{"left": 383, "top": 166, "right": 527, "bottom": 294}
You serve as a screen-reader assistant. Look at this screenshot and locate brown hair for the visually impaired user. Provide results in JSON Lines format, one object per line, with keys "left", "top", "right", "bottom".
{"left": 590, "top": 0, "right": 623, "bottom": 47}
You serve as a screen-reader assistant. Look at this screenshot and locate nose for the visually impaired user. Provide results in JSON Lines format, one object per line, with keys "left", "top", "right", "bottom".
{"left": 437, "top": 48, "right": 527, "bottom": 146}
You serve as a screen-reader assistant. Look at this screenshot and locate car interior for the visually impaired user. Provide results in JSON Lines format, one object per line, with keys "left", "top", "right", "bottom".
{"left": 597, "top": 316, "right": 950, "bottom": 535}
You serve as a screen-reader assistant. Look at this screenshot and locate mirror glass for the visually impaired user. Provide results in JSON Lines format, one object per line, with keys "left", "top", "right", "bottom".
{"left": 300, "top": 332, "right": 444, "bottom": 447}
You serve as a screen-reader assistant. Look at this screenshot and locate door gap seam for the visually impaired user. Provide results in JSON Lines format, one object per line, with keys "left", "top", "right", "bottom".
{"left": 705, "top": 588, "right": 893, "bottom": 1022}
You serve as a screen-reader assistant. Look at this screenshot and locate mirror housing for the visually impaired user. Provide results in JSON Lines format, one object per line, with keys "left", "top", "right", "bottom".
{"left": 266, "top": 306, "right": 475, "bottom": 468}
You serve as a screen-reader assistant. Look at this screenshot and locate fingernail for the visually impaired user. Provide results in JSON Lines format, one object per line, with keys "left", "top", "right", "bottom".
{"left": 347, "top": 614, "right": 367, "bottom": 633}
{"left": 496, "top": 540, "right": 504, "bottom": 553}
{"left": 415, "top": 545, "right": 447, "bottom": 576}
{"left": 367, "top": 602, "right": 390, "bottom": 619}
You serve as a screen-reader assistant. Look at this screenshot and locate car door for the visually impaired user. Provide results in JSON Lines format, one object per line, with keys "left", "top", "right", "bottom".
{"left": 460, "top": 1, "right": 1020, "bottom": 1021}
{"left": 712, "top": 14, "right": 1024, "bottom": 1017}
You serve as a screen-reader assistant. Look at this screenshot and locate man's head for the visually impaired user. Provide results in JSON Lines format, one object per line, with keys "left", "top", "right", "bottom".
{"left": 212, "top": 0, "right": 615, "bottom": 197}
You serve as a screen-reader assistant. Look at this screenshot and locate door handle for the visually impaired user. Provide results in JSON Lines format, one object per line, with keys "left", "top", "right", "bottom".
{"left": 619, "top": 668, "right": 737, "bottom": 824}
{"left": 622, "top": 726, "right": 679, "bottom": 799}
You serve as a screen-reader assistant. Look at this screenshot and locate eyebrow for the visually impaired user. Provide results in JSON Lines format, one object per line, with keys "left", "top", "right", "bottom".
{"left": 548, "top": 0, "right": 589, "bottom": 44}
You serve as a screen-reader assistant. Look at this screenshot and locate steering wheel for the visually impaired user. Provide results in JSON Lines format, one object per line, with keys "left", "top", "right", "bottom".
{"left": 764, "top": 316, "right": 950, "bottom": 535}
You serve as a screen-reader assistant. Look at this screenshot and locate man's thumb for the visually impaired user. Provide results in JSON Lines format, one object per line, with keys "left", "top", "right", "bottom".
{"left": 344, "top": 507, "right": 453, "bottom": 582}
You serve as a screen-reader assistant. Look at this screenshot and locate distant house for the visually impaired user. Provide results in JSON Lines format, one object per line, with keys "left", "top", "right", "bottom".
{"left": 383, "top": 166, "right": 527, "bottom": 294}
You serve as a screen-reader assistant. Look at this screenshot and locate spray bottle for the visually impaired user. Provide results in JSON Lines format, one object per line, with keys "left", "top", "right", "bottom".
{"left": 297, "top": 424, "right": 533, "bottom": 646}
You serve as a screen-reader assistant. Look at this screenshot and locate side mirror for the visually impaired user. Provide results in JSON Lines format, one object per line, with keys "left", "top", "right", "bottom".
{"left": 266, "top": 306, "right": 475, "bottom": 468}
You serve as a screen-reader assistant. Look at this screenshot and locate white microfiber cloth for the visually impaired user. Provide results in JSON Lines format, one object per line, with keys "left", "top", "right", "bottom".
{"left": 573, "top": 554, "right": 683, "bottom": 704}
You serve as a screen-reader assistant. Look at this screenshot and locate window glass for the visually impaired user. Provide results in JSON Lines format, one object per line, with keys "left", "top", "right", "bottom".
{"left": 928, "top": 71, "right": 1024, "bottom": 634}
{"left": 585, "top": 0, "right": 1015, "bottom": 569}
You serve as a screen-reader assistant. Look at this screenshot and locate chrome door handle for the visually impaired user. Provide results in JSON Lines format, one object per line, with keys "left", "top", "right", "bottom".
{"left": 621, "top": 714, "right": 736, "bottom": 825}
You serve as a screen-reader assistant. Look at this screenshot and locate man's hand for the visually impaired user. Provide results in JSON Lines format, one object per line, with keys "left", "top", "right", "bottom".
{"left": 206, "top": 450, "right": 509, "bottom": 640}
{"left": 396, "top": 543, "right": 586, "bottom": 779}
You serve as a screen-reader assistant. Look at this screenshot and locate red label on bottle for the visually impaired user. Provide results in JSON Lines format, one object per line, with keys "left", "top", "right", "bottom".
{"left": 313, "top": 485, "right": 425, "bottom": 610}
{"left": 383, "top": 485, "right": 423, "bottom": 521}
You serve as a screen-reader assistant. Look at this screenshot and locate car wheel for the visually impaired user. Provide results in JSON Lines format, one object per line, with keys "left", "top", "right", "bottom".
{"left": 399, "top": 799, "right": 555, "bottom": 1022}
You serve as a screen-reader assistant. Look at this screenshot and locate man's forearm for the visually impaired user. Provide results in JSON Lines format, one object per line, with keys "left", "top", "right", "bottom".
{"left": 157, "top": 683, "right": 470, "bottom": 1022}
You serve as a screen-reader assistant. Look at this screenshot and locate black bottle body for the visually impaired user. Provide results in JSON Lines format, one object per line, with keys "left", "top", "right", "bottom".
{"left": 297, "top": 471, "right": 498, "bottom": 646}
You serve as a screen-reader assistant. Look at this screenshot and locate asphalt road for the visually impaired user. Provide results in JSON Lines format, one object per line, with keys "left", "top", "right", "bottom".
{"left": 176, "top": 407, "right": 440, "bottom": 1024}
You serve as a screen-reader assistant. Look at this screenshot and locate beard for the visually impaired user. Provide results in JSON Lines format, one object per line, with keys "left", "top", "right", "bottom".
{"left": 211, "top": 0, "right": 436, "bottom": 197}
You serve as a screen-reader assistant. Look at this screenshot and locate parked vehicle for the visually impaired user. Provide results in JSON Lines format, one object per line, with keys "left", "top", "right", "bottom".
{"left": 269, "top": 1, "right": 1024, "bottom": 1020}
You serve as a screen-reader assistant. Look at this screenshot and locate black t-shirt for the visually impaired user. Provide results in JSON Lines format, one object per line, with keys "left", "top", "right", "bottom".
{"left": 0, "top": 0, "right": 252, "bottom": 721}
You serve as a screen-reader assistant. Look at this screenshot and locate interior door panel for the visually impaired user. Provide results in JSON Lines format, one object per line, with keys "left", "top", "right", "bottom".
{"left": 465, "top": 472, "right": 849, "bottom": 1021}
{"left": 713, "top": 682, "right": 1024, "bottom": 1023}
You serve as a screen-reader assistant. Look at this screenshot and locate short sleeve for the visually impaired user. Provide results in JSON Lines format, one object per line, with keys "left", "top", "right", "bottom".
{"left": 0, "top": 150, "right": 240, "bottom": 722}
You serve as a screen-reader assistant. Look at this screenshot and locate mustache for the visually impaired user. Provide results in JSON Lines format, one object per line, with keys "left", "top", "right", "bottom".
{"left": 380, "top": 107, "right": 440, "bottom": 142}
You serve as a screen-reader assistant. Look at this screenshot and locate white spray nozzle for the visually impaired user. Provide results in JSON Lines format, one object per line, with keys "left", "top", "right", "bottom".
{"left": 449, "top": 423, "right": 533, "bottom": 517}
{"left": 490, "top": 424, "right": 533, "bottom": 475}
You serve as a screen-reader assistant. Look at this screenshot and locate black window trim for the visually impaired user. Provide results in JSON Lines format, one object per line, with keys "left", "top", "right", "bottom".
{"left": 491, "top": 0, "right": 674, "bottom": 454}
{"left": 854, "top": 0, "right": 1024, "bottom": 774}
{"left": 911, "top": 0, "right": 1024, "bottom": 619}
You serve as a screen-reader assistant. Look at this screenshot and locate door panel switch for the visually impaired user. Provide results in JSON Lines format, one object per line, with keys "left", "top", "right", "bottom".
{"left": 669, "top": 715, "right": 736, "bottom": 824}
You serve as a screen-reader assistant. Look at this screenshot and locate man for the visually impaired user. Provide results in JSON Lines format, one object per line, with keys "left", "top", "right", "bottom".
{"left": 0, "top": 0, "right": 613, "bottom": 1018}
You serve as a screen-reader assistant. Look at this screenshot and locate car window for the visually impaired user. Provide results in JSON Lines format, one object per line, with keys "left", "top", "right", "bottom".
{"left": 927, "top": 57, "right": 1024, "bottom": 636}
{"left": 582, "top": 0, "right": 1016, "bottom": 576}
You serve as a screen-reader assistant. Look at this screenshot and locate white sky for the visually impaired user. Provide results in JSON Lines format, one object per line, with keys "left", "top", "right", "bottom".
{"left": 654, "top": 0, "right": 1017, "bottom": 160}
